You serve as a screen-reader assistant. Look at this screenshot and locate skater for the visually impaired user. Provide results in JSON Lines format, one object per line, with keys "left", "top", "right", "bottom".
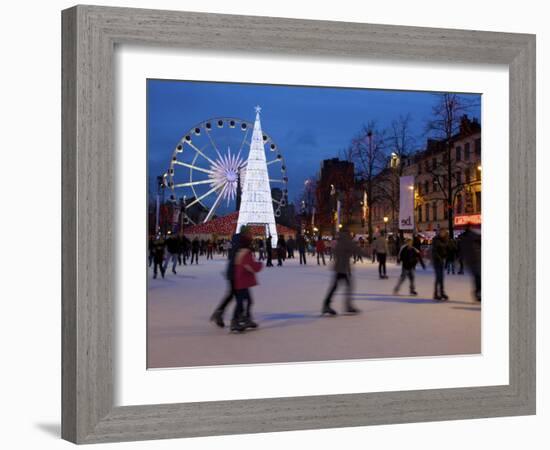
{"left": 446, "top": 237, "right": 457, "bottom": 274}
{"left": 181, "top": 235, "right": 190, "bottom": 265}
{"left": 460, "top": 225, "right": 482, "bottom": 301}
{"left": 353, "top": 235, "right": 364, "bottom": 264}
{"left": 286, "top": 236, "right": 295, "bottom": 259}
{"left": 371, "top": 237, "right": 377, "bottom": 263}
{"left": 277, "top": 235, "right": 286, "bottom": 266}
{"left": 206, "top": 239, "right": 214, "bottom": 260}
{"left": 316, "top": 236, "right": 326, "bottom": 265}
{"left": 374, "top": 231, "right": 389, "bottom": 279}
{"left": 456, "top": 234, "right": 465, "bottom": 274}
{"left": 412, "top": 233, "right": 422, "bottom": 253}
{"left": 393, "top": 239, "right": 426, "bottom": 296}
{"left": 265, "top": 235, "right": 274, "bottom": 267}
{"left": 231, "top": 229, "right": 263, "bottom": 332}
{"left": 152, "top": 235, "right": 166, "bottom": 279}
{"left": 210, "top": 231, "right": 242, "bottom": 328}
{"left": 431, "top": 228, "right": 449, "bottom": 300}
{"left": 148, "top": 235, "right": 154, "bottom": 267}
{"left": 297, "top": 232, "right": 307, "bottom": 265}
{"left": 176, "top": 234, "right": 184, "bottom": 266}
{"left": 329, "top": 236, "right": 336, "bottom": 261}
{"left": 258, "top": 238, "right": 265, "bottom": 261}
{"left": 164, "top": 232, "right": 179, "bottom": 274}
{"left": 321, "top": 228, "right": 362, "bottom": 315}
{"left": 190, "top": 237, "right": 200, "bottom": 264}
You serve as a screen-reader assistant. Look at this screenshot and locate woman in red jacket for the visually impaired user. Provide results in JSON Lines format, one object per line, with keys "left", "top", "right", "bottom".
{"left": 231, "top": 230, "right": 263, "bottom": 333}
{"left": 315, "top": 236, "right": 326, "bottom": 266}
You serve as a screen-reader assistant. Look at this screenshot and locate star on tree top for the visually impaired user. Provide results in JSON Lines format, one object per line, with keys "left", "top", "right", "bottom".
{"left": 254, "top": 105, "right": 262, "bottom": 114}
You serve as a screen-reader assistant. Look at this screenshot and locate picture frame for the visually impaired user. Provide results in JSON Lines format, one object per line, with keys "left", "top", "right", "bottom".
{"left": 61, "top": 4, "right": 535, "bottom": 444}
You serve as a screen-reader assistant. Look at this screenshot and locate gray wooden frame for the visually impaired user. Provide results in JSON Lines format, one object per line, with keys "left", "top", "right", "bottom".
{"left": 62, "top": 5, "right": 536, "bottom": 444}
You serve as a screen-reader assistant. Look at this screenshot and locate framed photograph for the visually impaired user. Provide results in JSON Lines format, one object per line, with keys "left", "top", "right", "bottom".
{"left": 62, "top": 5, "right": 535, "bottom": 444}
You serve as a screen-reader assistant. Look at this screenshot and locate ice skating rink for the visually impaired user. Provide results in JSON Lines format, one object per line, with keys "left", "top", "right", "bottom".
{"left": 147, "top": 255, "right": 481, "bottom": 368}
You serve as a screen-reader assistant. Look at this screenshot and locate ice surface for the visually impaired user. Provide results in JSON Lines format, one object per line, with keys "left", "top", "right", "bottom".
{"left": 147, "top": 254, "right": 481, "bottom": 368}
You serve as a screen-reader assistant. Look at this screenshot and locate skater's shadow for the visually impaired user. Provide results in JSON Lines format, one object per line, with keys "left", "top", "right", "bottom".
{"left": 348, "top": 293, "right": 476, "bottom": 306}
{"left": 255, "top": 312, "right": 321, "bottom": 329}
{"left": 452, "top": 306, "right": 481, "bottom": 311}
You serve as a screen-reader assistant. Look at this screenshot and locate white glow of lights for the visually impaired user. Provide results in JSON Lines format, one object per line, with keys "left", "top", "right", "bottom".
{"left": 236, "top": 107, "right": 278, "bottom": 248}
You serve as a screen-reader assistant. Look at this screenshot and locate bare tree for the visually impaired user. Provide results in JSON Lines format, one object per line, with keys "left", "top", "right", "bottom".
{"left": 348, "top": 122, "right": 387, "bottom": 241}
{"left": 377, "top": 114, "right": 418, "bottom": 232}
{"left": 389, "top": 113, "right": 417, "bottom": 177}
{"left": 425, "top": 93, "right": 478, "bottom": 236}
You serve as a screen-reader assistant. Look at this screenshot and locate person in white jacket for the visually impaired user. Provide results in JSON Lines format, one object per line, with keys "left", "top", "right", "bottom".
{"left": 373, "top": 231, "right": 389, "bottom": 279}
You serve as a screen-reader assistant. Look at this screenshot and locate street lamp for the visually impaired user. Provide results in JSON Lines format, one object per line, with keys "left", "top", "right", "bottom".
{"left": 383, "top": 216, "right": 389, "bottom": 234}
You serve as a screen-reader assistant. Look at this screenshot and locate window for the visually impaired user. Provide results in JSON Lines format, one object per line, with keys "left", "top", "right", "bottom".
{"left": 475, "top": 138, "right": 481, "bottom": 156}
{"left": 433, "top": 178, "right": 438, "bottom": 192}
{"left": 433, "top": 202, "right": 438, "bottom": 221}
{"left": 456, "top": 194, "right": 463, "bottom": 214}
{"left": 425, "top": 203, "right": 430, "bottom": 222}
{"left": 456, "top": 171, "right": 462, "bottom": 185}
{"left": 465, "top": 142, "right": 471, "bottom": 161}
{"left": 456, "top": 146, "right": 462, "bottom": 161}
{"left": 476, "top": 191, "right": 481, "bottom": 213}
{"left": 465, "top": 167, "right": 471, "bottom": 184}
{"left": 432, "top": 157, "right": 437, "bottom": 170}
{"left": 424, "top": 180, "right": 429, "bottom": 194}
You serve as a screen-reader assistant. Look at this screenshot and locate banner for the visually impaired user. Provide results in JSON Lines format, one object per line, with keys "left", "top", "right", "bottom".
{"left": 399, "top": 175, "right": 415, "bottom": 230}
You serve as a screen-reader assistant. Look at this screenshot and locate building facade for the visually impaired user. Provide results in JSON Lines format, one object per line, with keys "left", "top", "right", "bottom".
{"left": 372, "top": 115, "right": 482, "bottom": 237}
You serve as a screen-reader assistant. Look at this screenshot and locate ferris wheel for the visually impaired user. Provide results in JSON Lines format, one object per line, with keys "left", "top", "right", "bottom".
{"left": 163, "top": 117, "right": 289, "bottom": 224}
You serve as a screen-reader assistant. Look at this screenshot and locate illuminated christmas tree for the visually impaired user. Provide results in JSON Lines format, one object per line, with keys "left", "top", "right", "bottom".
{"left": 236, "top": 106, "right": 278, "bottom": 248}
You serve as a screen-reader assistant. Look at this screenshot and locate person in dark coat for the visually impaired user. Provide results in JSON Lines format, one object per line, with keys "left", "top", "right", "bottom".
{"left": 431, "top": 229, "right": 449, "bottom": 300}
{"left": 206, "top": 239, "right": 214, "bottom": 260}
{"left": 152, "top": 236, "right": 166, "bottom": 279}
{"left": 210, "top": 231, "right": 241, "bottom": 328}
{"left": 190, "top": 237, "right": 200, "bottom": 264}
{"left": 276, "top": 235, "right": 286, "bottom": 266}
{"left": 286, "top": 237, "right": 295, "bottom": 259}
{"left": 148, "top": 236, "right": 154, "bottom": 267}
{"left": 445, "top": 238, "right": 458, "bottom": 274}
{"left": 297, "top": 233, "right": 307, "bottom": 265}
{"left": 164, "top": 233, "right": 179, "bottom": 274}
{"left": 265, "top": 235, "right": 273, "bottom": 267}
{"left": 459, "top": 225, "right": 482, "bottom": 301}
{"left": 412, "top": 233, "right": 422, "bottom": 253}
{"left": 321, "top": 228, "right": 362, "bottom": 315}
{"left": 393, "top": 239, "right": 426, "bottom": 295}
{"left": 456, "top": 233, "right": 465, "bottom": 274}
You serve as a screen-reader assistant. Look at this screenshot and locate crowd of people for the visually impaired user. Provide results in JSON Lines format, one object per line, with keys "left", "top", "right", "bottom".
{"left": 149, "top": 225, "right": 481, "bottom": 334}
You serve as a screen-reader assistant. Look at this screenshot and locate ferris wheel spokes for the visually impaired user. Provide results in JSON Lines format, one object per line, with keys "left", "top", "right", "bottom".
{"left": 203, "top": 183, "right": 229, "bottom": 223}
{"left": 185, "top": 141, "right": 216, "bottom": 166}
{"left": 173, "top": 160, "right": 215, "bottom": 175}
{"left": 185, "top": 180, "right": 226, "bottom": 209}
{"left": 173, "top": 179, "right": 213, "bottom": 188}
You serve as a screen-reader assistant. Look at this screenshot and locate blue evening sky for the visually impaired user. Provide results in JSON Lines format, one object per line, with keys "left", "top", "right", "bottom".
{"left": 147, "top": 79, "right": 480, "bottom": 205}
